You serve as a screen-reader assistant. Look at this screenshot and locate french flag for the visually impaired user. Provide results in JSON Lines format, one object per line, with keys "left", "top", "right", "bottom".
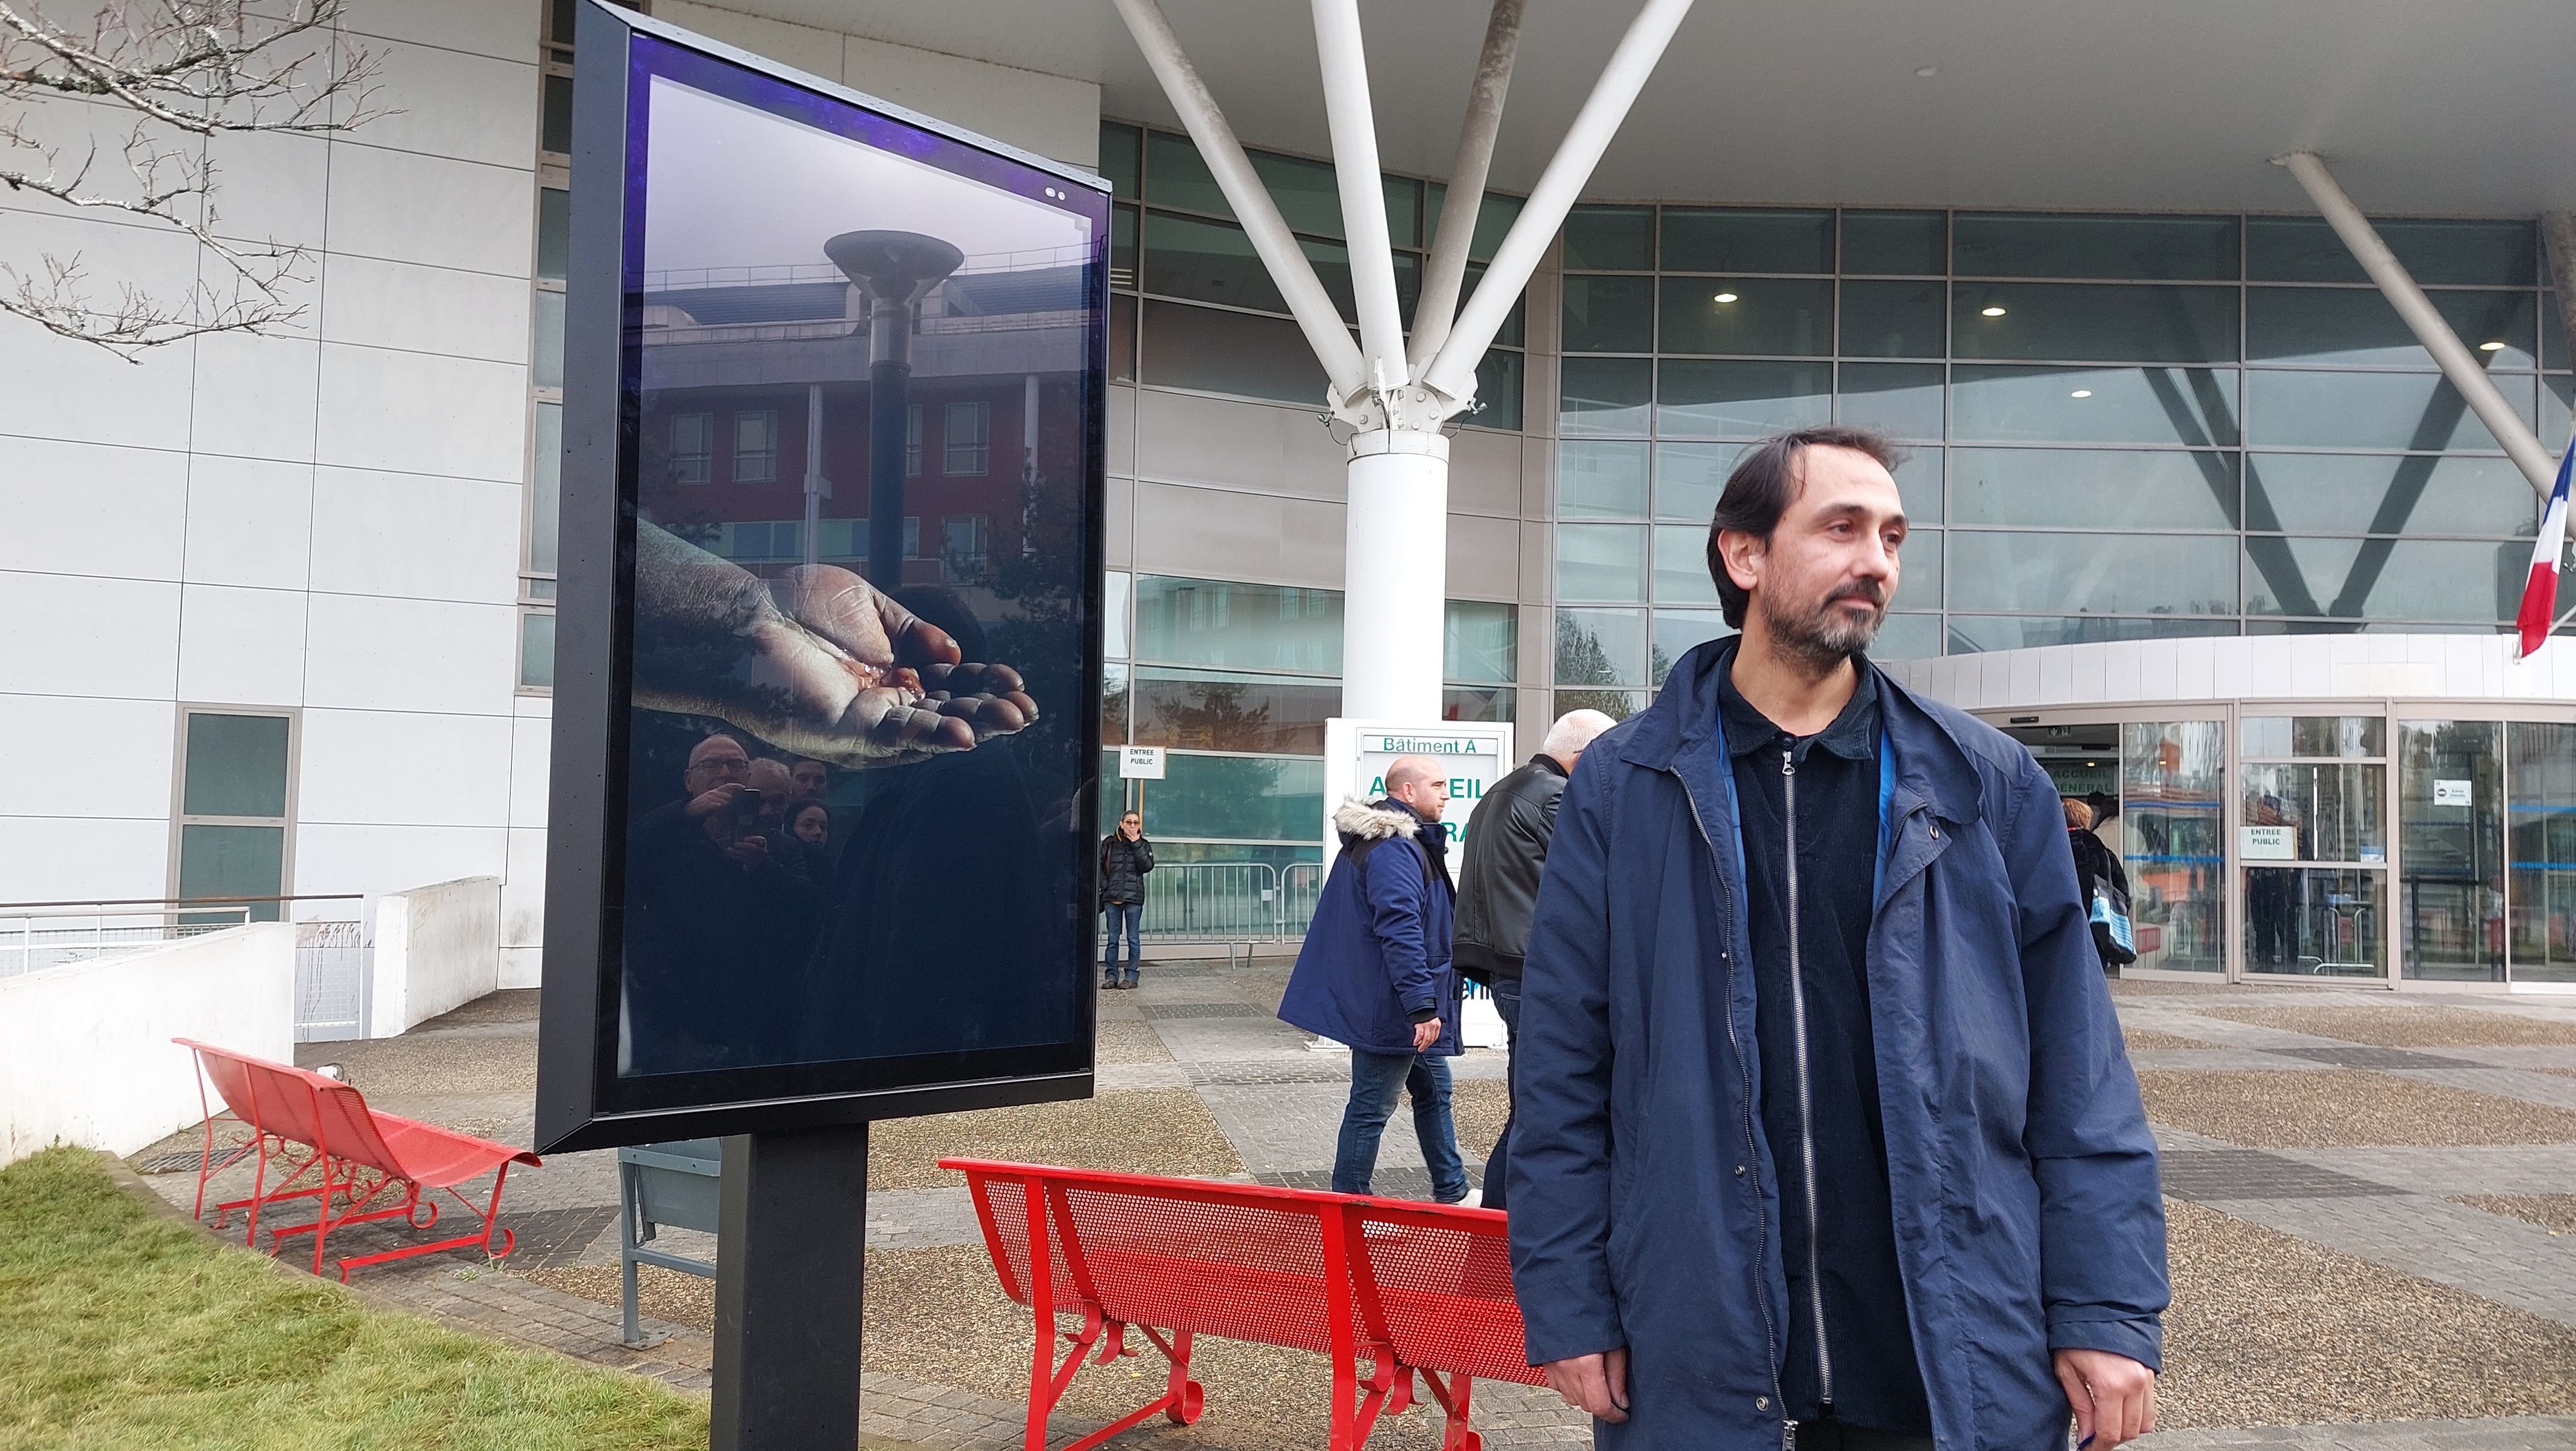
{"left": 2517, "top": 437, "right": 2576, "bottom": 659}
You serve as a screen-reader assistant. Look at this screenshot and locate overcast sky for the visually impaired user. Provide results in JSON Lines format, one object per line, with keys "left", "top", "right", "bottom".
{"left": 643, "top": 76, "right": 1089, "bottom": 276}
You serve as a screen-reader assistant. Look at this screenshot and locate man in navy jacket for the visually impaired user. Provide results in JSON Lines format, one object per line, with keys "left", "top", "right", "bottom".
{"left": 1509, "top": 427, "right": 2166, "bottom": 1450}
{"left": 1279, "top": 756, "right": 1468, "bottom": 1203}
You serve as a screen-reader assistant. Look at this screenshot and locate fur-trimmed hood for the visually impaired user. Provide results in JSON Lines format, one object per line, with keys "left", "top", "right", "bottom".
{"left": 1333, "top": 796, "right": 1421, "bottom": 843}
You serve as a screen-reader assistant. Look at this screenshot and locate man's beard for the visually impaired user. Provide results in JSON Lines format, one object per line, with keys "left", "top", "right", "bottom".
{"left": 1759, "top": 580, "right": 1885, "bottom": 670}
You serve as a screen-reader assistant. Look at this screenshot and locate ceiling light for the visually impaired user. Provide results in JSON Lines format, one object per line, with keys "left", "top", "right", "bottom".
{"left": 1915, "top": 65, "right": 1939, "bottom": 77}
{"left": 2479, "top": 340, "right": 2506, "bottom": 351}
{"left": 2071, "top": 389, "right": 2092, "bottom": 398}
{"left": 1713, "top": 291, "right": 1738, "bottom": 304}
{"left": 1980, "top": 305, "right": 2007, "bottom": 317}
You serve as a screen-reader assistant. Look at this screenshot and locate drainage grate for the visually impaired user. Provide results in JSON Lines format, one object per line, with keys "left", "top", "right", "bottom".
{"left": 2266, "top": 1045, "right": 2486, "bottom": 1071}
{"left": 2158, "top": 1148, "right": 2407, "bottom": 1201}
{"left": 1135, "top": 1001, "right": 1270, "bottom": 1020}
{"left": 133, "top": 1149, "right": 209, "bottom": 1176}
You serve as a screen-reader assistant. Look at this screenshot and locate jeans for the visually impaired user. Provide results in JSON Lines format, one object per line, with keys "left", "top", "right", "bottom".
{"left": 1331, "top": 1046, "right": 1468, "bottom": 1202}
{"left": 1480, "top": 975, "right": 1522, "bottom": 1211}
{"left": 1101, "top": 902, "right": 1141, "bottom": 980}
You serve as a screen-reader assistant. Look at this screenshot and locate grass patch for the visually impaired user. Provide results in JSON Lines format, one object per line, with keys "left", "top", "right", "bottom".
{"left": 0, "top": 1147, "right": 706, "bottom": 1450}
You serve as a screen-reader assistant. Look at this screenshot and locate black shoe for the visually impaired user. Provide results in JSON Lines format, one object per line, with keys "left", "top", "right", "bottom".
{"left": 1121, "top": 976, "right": 1140, "bottom": 989}
{"left": 1102, "top": 976, "right": 1119, "bottom": 989}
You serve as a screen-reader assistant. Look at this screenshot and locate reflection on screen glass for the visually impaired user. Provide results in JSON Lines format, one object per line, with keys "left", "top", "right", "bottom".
{"left": 614, "top": 43, "right": 1101, "bottom": 1083}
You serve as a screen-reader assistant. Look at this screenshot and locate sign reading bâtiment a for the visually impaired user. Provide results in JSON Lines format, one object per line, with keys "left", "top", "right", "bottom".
{"left": 1323, "top": 719, "right": 1516, "bottom": 879}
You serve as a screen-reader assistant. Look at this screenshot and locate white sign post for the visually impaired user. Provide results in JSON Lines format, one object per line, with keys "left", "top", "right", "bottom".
{"left": 1321, "top": 718, "right": 1516, "bottom": 1049}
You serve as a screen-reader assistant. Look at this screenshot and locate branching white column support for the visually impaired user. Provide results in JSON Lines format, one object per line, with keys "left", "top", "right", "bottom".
{"left": 1424, "top": 0, "right": 1696, "bottom": 407}
{"left": 1313, "top": 0, "right": 1407, "bottom": 387}
{"left": 1409, "top": 0, "right": 1523, "bottom": 371}
{"left": 1111, "top": 0, "right": 1367, "bottom": 403}
{"left": 2277, "top": 152, "right": 2557, "bottom": 497}
{"left": 1113, "top": 0, "right": 1695, "bottom": 723}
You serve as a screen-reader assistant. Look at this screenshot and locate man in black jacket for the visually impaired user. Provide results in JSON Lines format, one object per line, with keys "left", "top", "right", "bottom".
{"left": 1452, "top": 709, "right": 1615, "bottom": 1210}
{"left": 1100, "top": 810, "right": 1155, "bottom": 989}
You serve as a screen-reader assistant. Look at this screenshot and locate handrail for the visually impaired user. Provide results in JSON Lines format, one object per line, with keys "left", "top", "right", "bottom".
{"left": 0, "top": 893, "right": 362, "bottom": 910}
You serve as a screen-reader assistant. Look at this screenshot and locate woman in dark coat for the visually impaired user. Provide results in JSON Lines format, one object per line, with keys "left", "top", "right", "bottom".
{"left": 2065, "top": 796, "right": 2132, "bottom": 975}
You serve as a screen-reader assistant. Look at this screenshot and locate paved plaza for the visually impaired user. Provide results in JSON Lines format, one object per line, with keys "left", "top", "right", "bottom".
{"left": 133, "top": 963, "right": 2576, "bottom": 1449}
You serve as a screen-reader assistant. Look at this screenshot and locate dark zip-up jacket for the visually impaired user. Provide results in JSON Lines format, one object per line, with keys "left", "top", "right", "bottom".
{"left": 1100, "top": 832, "right": 1154, "bottom": 906}
{"left": 1507, "top": 637, "right": 2167, "bottom": 1450}
{"left": 1715, "top": 660, "right": 1928, "bottom": 1435}
{"left": 1453, "top": 753, "right": 1571, "bottom": 984}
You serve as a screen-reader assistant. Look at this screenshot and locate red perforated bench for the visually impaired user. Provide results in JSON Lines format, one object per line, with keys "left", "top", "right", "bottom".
{"left": 942, "top": 1158, "right": 1542, "bottom": 1451}
{"left": 176, "top": 1037, "right": 540, "bottom": 1280}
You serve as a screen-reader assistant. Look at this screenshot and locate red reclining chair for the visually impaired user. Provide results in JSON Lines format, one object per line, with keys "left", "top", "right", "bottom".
{"left": 176, "top": 1037, "right": 540, "bottom": 1280}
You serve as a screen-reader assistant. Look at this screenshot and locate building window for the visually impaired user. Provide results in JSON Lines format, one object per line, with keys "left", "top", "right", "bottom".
{"left": 943, "top": 401, "right": 991, "bottom": 475}
{"left": 733, "top": 409, "right": 779, "bottom": 483}
{"left": 172, "top": 710, "right": 295, "bottom": 923}
{"left": 943, "top": 514, "right": 989, "bottom": 581}
{"left": 668, "top": 411, "right": 713, "bottom": 484}
{"left": 906, "top": 403, "right": 923, "bottom": 476}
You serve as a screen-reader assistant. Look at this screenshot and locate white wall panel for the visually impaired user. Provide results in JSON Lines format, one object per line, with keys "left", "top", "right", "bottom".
{"left": 500, "top": 825, "right": 548, "bottom": 963}
{"left": 0, "top": 230, "right": 198, "bottom": 452}
{"left": 653, "top": 0, "right": 845, "bottom": 77}
{"left": 342, "top": 0, "right": 536, "bottom": 64}
{"left": 1446, "top": 513, "right": 1521, "bottom": 601}
{"left": 0, "top": 695, "right": 173, "bottom": 821}
{"left": 348, "top": 42, "right": 541, "bottom": 171}
{"left": 1449, "top": 430, "right": 1523, "bottom": 518}
{"left": 0, "top": 816, "right": 170, "bottom": 902}
{"left": 1134, "top": 390, "right": 1345, "bottom": 500}
{"left": 842, "top": 36, "right": 1099, "bottom": 167}
{"left": 320, "top": 255, "right": 534, "bottom": 365}
{"left": 308, "top": 468, "right": 522, "bottom": 604}
{"left": 188, "top": 330, "right": 321, "bottom": 464}
{"left": 302, "top": 593, "right": 516, "bottom": 716}
{"left": 0, "top": 437, "right": 188, "bottom": 581}
{"left": 507, "top": 715, "right": 552, "bottom": 828}
{"left": 296, "top": 708, "right": 514, "bottom": 829}
{"left": 0, "top": 572, "right": 178, "bottom": 700}
{"left": 175, "top": 585, "right": 309, "bottom": 707}
{"left": 313, "top": 344, "right": 529, "bottom": 483}
{"left": 202, "top": 129, "right": 331, "bottom": 250}
{"left": 182, "top": 457, "right": 315, "bottom": 590}
{"left": 1130, "top": 480, "right": 1343, "bottom": 588}
{"left": 290, "top": 822, "right": 507, "bottom": 900}
{"left": 321, "top": 144, "right": 536, "bottom": 277}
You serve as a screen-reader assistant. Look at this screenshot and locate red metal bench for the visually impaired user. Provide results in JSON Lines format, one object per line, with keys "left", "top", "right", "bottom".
{"left": 942, "top": 1158, "right": 1542, "bottom": 1451}
{"left": 175, "top": 1037, "right": 540, "bottom": 1280}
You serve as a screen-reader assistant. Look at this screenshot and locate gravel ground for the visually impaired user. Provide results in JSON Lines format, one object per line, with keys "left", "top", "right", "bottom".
{"left": 865, "top": 1088, "right": 1243, "bottom": 1190}
{"left": 1451, "top": 1080, "right": 1507, "bottom": 1162}
{"left": 2454, "top": 1194, "right": 2576, "bottom": 1234}
{"left": 1097, "top": 1020, "right": 1174, "bottom": 1065}
{"left": 535, "top": 1248, "right": 1454, "bottom": 1450}
{"left": 2135, "top": 1069, "right": 2576, "bottom": 1147}
{"left": 2182, "top": 1004, "right": 2576, "bottom": 1048}
{"left": 2158, "top": 1199, "right": 2576, "bottom": 1426}
{"left": 2124, "top": 1028, "right": 2215, "bottom": 1050}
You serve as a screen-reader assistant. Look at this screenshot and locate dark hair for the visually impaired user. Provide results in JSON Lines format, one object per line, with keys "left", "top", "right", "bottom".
{"left": 791, "top": 800, "right": 832, "bottom": 833}
{"left": 1704, "top": 425, "right": 1901, "bottom": 628}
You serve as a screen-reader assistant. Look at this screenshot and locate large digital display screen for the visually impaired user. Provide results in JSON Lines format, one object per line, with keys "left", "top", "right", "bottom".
{"left": 538, "top": 5, "right": 1107, "bottom": 1150}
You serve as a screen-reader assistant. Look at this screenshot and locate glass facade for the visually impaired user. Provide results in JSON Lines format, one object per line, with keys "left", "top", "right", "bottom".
{"left": 1554, "top": 204, "right": 2556, "bottom": 666}
{"left": 2007, "top": 704, "right": 2576, "bottom": 986}
{"left": 1101, "top": 121, "right": 1527, "bottom": 429}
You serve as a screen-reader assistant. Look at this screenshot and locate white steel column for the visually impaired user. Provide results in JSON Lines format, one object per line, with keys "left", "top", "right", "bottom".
{"left": 1312, "top": 0, "right": 1407, "bottom": 383}
{"left": 2277, "top": 152, "right": 2557, "bottom": 496}
{"left": 1341, "top": 431, "right": 1451, "bottom": 721}
{"left": 1111, "top": 0, "right": 1367, "bottom": 402}
{"left": 1424, "top": 0, "right": 1697, "bottom": 406}
{"left": 1409, "top": 0, "right": 1523, "bottom": 369}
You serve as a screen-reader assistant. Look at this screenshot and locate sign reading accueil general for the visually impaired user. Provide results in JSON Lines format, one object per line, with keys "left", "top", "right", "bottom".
{"left": 1323, "top": 719, "right": 1515, "bottom": 880}
{"left": 534, "top": 10, "right": 1109, "bottom": 1153}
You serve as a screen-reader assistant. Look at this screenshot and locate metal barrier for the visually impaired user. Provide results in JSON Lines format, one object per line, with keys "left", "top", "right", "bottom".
{"left": 1124, "top": 861, "right": 1334, "bottom": 960}
{"left": 0, "top": 895, "right": 368, "bottom": 1041}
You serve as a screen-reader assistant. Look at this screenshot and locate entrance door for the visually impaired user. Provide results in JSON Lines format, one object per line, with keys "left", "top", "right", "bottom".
{"left": 2239, "top": 713, "right": 2388, "bottom": 981}
{"left": 1994, "top": 712, "right": 2226, "bottom": 977}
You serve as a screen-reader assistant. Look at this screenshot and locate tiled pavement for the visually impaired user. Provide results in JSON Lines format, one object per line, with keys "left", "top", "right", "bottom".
{"left": 131, "top": 969, "right": 2576, "bottom": 1450}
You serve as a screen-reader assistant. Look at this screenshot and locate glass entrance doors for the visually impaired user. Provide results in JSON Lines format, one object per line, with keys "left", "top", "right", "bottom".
{"left": 2240, "top": 715, "right": 2387, "bottom": 980}
{"left": 2001, "top": 715, "right": 2226, "bottom": 975}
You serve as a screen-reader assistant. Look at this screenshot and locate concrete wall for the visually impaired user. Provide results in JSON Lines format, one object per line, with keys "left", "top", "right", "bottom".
{"left": 368, "top": 875, "right": 501, "bottom": 1038}
{"left": 0, "top": 923, "right": 296, "bottom": 1165}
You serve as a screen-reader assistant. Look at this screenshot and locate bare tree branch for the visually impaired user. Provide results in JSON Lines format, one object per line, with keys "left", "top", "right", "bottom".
{"left": 0, "top": 1, "right": 394, "bottom": 358}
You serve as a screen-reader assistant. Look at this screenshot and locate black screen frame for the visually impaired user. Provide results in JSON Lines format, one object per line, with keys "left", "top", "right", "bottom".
{"left": 535, "top": 0, "right": 1108, "bottom": 1155}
